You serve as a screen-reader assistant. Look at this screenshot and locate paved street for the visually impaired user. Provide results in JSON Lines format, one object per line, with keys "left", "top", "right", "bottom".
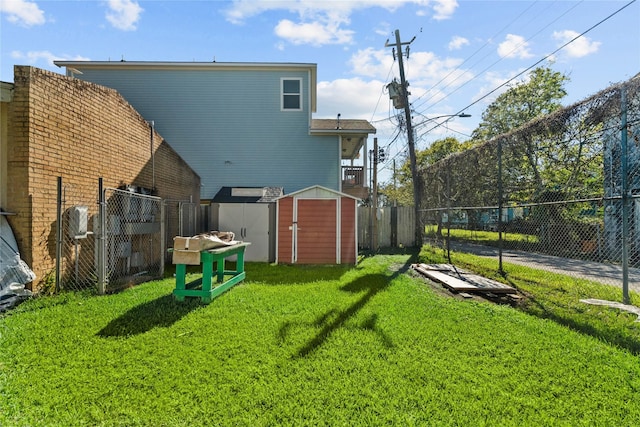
{"left": 447, "top": 241, "right": 640, "bottom": 295}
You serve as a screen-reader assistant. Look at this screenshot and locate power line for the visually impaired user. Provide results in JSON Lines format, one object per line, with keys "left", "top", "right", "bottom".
{"left": 410, "top": 0, "right": 543, "bottom": 109}
{"left": 377, "top": 0, "right": 636, "bottom": 183}
{"left": 420, "top": 0, "right": 637, "bottom": 138}
{"left": 369, "top": 61, "right": 398, "bottom": 123}
{"left": 412, "top": 1, "right": 583, "bottom": 116}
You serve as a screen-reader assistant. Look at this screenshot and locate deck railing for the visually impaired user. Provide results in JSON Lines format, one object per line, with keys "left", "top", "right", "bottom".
{"left": 342, "top": 166, "right": 365, "bottom": 187}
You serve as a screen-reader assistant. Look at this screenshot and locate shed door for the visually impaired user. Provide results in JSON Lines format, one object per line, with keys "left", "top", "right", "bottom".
{"left": 218, "top": 203, "right": 270, "bottom": 262}
{"left": 296, "top": 199, "right": 337, "bottom": 264}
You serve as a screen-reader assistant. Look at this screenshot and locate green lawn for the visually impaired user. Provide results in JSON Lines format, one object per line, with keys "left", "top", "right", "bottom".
{"left": 1, "top": 254, "right": 640, "bottom": 426}
{"left": 419, "top": 243, "right": 640, "bottom": 354}
{"left": 425, "top": 225, "right": 539, "bottom": 246}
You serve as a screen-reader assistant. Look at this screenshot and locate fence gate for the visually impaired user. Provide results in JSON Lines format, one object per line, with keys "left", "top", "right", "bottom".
{"left": 57, "top": 182, "right": 97, "bottom": 291}
{"left": 98, "top": 187, "right": 164, "bottom": 293}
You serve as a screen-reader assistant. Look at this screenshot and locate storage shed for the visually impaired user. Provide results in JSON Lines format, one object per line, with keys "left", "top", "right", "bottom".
{"left": 276, "top": 186, "right": 358, "bottom": 265}
{"left": 210, "top": 187, "right": 282, "bottom": 262}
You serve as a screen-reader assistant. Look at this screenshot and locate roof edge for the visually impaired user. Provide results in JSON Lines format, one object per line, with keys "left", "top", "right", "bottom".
{"left": 275, "top": 185, "right": 360, "bottom": 201}
{"left": 54, "top": 60, "right": 317, "bottom": 71}
{"left": 309, "top": 128, "right": 376, "bottom": 135}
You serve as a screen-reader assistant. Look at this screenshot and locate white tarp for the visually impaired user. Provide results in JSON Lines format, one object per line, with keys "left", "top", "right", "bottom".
{"left": 1, "top": 216, "right": 35, "bottom": 311}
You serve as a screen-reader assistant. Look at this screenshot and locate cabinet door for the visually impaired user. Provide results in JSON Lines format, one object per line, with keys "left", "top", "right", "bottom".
{"left": 218, "top": 203, "right": 270, "bottom": 262}
{"left": 243, "top": 204, "right": 270, "bottom": 262}
{"left": 218, "top": 204, "right": 245, "bottom": 238}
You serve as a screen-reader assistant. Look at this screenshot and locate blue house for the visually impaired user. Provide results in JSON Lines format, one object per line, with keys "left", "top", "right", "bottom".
{"left": 54, "top": 61, "right": 375, "bottom": 262}
{"left": 54, "top": 61, "right": 374, "bottom": 199}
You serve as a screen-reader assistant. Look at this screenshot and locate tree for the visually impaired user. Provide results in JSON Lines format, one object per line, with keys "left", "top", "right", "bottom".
{"left": 471, "top": 67, "right": 569, "bottom": 142}
{"left": 378, "top": 137, "right": 468, "bottom": 207}
{"left": 470, "top": 66, "right": 570, "bottom": 197}
{"left": 417, "top": 136, "right": 473, "bottom": 167}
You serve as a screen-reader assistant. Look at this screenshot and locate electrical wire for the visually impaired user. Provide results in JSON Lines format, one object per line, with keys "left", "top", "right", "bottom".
{"left": 381, "top": 0, "right": 636, "bottom": 183}
{"left": 377, "top": 0, "right": 637, "bottom": 180}
{"left": 369, "top": 60, "right": 397, "bottom": 123}
{"left": 410, "top": 0, "right": 544, "bottom": 109}
{"left": 412, "top": 1, "right": 583, "bottom": 116}
{"left": 420, "top": 0, "right": 637, "bottom": 138}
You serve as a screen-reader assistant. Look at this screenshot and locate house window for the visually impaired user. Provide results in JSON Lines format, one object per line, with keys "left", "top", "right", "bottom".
{"left": 282, "top": 78, "right": 302, "bottom": 111}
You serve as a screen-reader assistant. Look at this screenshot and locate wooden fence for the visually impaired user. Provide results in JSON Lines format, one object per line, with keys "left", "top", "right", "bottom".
{"left": 358, "top": 206, "right": 415, "bottom": 250}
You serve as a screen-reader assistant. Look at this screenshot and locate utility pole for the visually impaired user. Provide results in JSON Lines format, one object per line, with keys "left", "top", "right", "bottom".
{"left": 386, "top": 29, "right": 421, "bottom": 247}
{"left": 372, "top": 137, "right": 379, "bottom": 251}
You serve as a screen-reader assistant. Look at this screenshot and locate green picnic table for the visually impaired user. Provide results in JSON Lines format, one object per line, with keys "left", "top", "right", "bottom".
{"left": 172, "top": 242, "right": 250, "bottom": 303}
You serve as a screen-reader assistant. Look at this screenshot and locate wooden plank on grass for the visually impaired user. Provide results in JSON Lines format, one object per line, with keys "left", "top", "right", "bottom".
{"left": 412, "top": 264, "right": 516, "bottom": 294}
{"left": 461, "top": 273, "right": 516, "bottom": 294}
{"left": 417, "top": 268, "right": 479, "bottom": 292}
{"left": 413, "top": 263, "right": 467, "bottom": 273}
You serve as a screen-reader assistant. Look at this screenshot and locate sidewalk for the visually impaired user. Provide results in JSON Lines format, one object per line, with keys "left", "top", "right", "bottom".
{"left": 447, "top": 241, "right": 640, "bottom": 294}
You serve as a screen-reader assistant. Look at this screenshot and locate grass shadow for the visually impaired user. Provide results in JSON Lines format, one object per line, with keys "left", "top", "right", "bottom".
{"left": 516, "top": 288, "right": 640, "bottom": 355}
{"left": 246, "top": 262, "right": 352, "bottom": 285}
{"left": 97, "top": 290, "right": 202, "bottom": 337}
{"left": 283, "top": 251, "right": 418, "bottom": 358}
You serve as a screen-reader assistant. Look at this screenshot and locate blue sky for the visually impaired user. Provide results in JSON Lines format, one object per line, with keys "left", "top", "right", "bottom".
{"left": 2, "top": 0, "right": 639, "bottom": 182}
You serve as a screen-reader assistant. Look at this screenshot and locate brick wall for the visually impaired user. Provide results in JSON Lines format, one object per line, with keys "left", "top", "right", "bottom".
{"left": 6, "top": 66, "right": 200, "bottom": 291}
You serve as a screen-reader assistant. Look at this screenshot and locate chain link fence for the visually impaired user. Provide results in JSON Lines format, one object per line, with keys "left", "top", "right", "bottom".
{"left": 57, "top": 182, "right": 98, "bottom": 292}
{"left": 100, "top": 187, "right": 163, "bottom": 292}
{"left": 56, "top": 179, "right": 197, "bottom": 294}
{"left": 420, "top": 76, "right": 640, "bottom": 302}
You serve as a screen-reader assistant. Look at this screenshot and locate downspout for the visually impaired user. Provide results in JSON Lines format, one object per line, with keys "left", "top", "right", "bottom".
{"left": 336, "top": 195, "right": 341, "bottom": 264}
{"left": 339, "top": 136, "right": 343, "bottom": 192}
{"left": 150, "top": 121, "right": 155, "bottom": 190}
{"left": 292, "top": 197, "right": 298, "bottom": 263}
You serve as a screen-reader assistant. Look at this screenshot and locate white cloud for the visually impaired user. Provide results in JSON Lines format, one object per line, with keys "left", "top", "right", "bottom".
{"left": 275, "top": 19, "right": 354, "bottom": 46}
{"left": 11, "top": 50, "right": 90, "bottom": 69}
{"left": 404, "top": 51, "right": 475, "bottom": 107}
{"left": 12, "top": 50, "right": 58, "bottom": 66}
{"left": 552, "top": 30, "right": 600, "bottom": 58}
{"left": 448, "top": 35, "right": 469, "bottom": 50}
{"left": 497, "top": 34, "right": 533, "bottom": 59}
{"left": 351, "top": 47, "right": 473, "bottom": 89}
{"left": 375, "top": 22, "right": 391, "bottom": 37}
{"left": 105, "top": 0, "right": 143, "bottom": 31}
{"left": 224, "top": 1, "right": 408, "bottom": 24}
{"left": 224, "top": 1, "right": 459, "bottom": 46}
{"left": 348, "top": 48, "right": 395, "bottom": 80}
{"left": 431, "top": 0, "right": 458, "bottom": 20}
{"left": 317, "top": 77, "right": 386, "bottom": 119}
{"left": 0, "top": 0, "right": 45, "bottom": 26}
{"left": 346, "top": 46, "right": 475, "bottom": 117}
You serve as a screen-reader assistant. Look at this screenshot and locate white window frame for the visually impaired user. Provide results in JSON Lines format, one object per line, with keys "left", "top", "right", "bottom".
{"left": 281, "top": 78, "right": 303, "bottom": 111}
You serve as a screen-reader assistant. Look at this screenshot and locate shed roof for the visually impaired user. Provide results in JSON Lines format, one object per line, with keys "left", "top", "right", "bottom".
{"left": 275, "top": 185, "right": 360, "bottom": 201}
{"left": 211, "top": 187, "right": 283, "bottom": 203}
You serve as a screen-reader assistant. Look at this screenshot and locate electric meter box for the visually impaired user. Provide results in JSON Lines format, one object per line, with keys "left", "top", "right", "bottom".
{"left": 68, "top": 205, "right": 88, "bottom": 239}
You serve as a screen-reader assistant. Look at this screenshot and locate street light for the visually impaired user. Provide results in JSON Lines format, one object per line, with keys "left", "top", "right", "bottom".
{"left": 412, "top": 113, "right": 471, "bottom": 128}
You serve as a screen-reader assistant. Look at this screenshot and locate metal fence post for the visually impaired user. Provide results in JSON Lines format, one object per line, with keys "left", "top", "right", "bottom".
{"left": 160, "top": 200, "right": 166, "bottom": 278}
{"left": 55, "top": 176, "right": 63, "bottom": 291}
{"left": 620, "top": 85, "right": 630, "bottom": 304}
{"left": 97, "top": 178, "right": 106, "bottom": 295}
{"left": 446, "top": 161, "right": 452, "bottom": 262}
{"left": 497, "top": 137, "right": 504, "bottom": 274}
